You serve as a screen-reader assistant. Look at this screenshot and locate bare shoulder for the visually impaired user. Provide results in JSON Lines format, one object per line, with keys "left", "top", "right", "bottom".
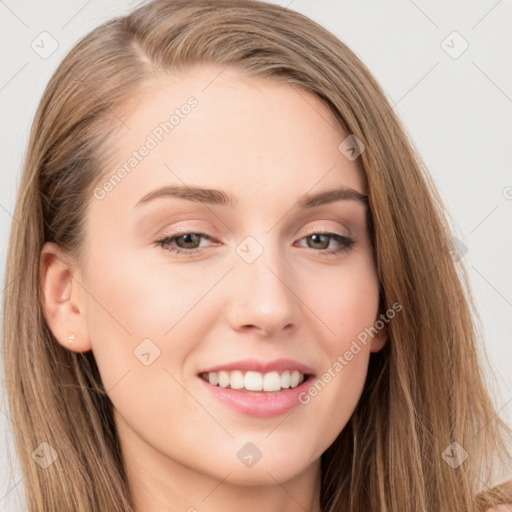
{"left": 485, "top": 505, "right": 512, "bottom": 512}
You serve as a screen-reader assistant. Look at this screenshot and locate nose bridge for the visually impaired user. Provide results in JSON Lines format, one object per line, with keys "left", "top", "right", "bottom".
{"left": 228, "top": 233, "right": 299, "bottom": 335}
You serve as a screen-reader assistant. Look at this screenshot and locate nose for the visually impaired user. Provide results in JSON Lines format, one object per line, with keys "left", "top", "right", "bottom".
{"left": 226, "top": 243, "right": 302, "bottom": 337}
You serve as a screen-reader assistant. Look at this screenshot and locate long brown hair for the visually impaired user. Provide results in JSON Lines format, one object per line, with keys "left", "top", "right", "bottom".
{"left": 2, "top": 0, "right": 511, "bottom": 510}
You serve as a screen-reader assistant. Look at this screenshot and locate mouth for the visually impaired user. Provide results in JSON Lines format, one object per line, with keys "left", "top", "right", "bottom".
{"left": 195, "top": 358, "right": 316, "bottom": 417}
{"left": 198, "top": 369, "right": 314, "bottom": 393}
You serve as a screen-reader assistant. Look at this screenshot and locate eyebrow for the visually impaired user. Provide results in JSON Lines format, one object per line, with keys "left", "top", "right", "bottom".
{"left": 133, "top": 185, "right": 368, "bottom": 209}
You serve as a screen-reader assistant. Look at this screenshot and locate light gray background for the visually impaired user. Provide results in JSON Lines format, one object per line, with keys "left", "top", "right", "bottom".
{"left": 1, "top": 1, "right": 511, "bottom": 510}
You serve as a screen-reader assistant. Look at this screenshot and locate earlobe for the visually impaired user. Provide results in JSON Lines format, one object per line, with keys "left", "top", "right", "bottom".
{"left": 370, "top": 331, "right": 388, "bottom": 353}
{"left": 40, "top": 242, "right": 92, "bottom": 353}
{"left": 369, "top": 310, "right": 390, "bottom": 353}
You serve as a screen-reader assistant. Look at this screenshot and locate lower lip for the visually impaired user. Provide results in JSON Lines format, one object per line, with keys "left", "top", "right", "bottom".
{"left": 197, "top": 375, "right": 314, "bottom": 418}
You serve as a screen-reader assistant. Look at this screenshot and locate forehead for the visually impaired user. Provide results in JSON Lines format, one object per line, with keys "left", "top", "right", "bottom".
{"left": 91, "top": 64, "right": 366, "bottom": 214}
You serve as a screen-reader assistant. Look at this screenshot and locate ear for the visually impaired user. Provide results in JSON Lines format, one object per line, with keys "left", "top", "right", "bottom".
{"left": 40, "top": 242, "right": 92, "bottom": 353}
{"left": 369, "top": 308, "right": 390, "bottom": 353}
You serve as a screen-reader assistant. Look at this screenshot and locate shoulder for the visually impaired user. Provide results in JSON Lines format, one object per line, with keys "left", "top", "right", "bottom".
{"left": 485, "top": 506, "right": 512, "bottom": 512}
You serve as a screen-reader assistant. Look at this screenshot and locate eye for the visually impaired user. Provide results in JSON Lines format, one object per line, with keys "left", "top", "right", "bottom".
{"left": 155, "top": 232, "right": 213, "bottom": 254}
{"left": 295, "top": 232, "right": 355, "bottom": 255}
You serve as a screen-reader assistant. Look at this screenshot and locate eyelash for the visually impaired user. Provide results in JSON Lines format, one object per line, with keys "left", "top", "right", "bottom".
{"left": 154, "top": 230, "right": 355, "bottom": 257}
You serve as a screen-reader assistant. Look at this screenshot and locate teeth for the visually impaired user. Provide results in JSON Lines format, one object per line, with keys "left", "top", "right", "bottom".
{"left": 218, "top": 371, "right": 230, "bottom": 388}
{"left": 208, "top": 372, "right": 219, "bottom": 386}
{"left": 230, "top": 370, "right": 244, "bottom": 390}
{"left": 203, "top": 370, "right": 306, "bottom": 391}
{"left": 245, "top": 371, "right": 263, "bottom": 391}
{"left": 263, "top": 371, "right": 281, "bottom": 392}
{"left": 281, "top": 370, "right": 291, "bottom": 388}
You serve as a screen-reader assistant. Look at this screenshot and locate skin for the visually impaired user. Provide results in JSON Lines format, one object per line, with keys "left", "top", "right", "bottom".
{"left": 40, "top": 64, "right": 388, "bottom": 512}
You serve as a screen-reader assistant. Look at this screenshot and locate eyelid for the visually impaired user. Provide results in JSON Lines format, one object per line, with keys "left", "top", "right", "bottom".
{"left": 155, "top": 222, "right": 219, "bottom": 239}
{"left": 299, "top": 224, "right": 350, "bottom": 239}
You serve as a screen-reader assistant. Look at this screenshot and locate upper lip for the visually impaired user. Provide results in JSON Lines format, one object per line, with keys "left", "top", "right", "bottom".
{"left": 198, "top": 358, "right": 315, "bottom": 376}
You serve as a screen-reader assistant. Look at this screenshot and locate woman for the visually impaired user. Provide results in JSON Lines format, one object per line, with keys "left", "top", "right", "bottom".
{"left": 2, "top": 0, "right": 511, "bottom": 510}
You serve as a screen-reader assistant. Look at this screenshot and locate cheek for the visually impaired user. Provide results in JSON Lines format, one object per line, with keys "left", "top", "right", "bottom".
{"left": 81, "top": 256, "right": 206, "bottom": 442}
{"left": 83, "top": 246, "right": 210, "bottom": 340}
{"left": 303, "top": 252, "right": 380, "bottom": 345}
{"left": 81, "top": 246, "right": 230, "bottom": 412}
{"left": 294, "top": 255, "right": 380, "bottom": 436}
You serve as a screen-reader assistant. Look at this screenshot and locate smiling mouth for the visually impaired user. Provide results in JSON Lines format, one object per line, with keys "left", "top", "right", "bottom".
{"left": 199, "top": 369, "right": 312, "bottom": 393}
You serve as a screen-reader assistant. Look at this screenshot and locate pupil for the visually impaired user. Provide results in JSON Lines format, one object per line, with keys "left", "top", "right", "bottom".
{"left": 310, "top": 234, "right": 328, "bottom": 249}
{"left": 180, "top": 234, "right": 198, "bottom": 248}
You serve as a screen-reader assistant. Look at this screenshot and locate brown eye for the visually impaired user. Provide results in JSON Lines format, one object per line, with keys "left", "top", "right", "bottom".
{"left": 296, "top": 232, "right": 355, "bottom": 255}
{"left": 174, "top": 233, "right": 203, "bottom": 249}
{"left": 155, "top": 232, "right": 212, "bottom": 254}
{"left": 306, "top": 233, "right": 330, "bottom": 250}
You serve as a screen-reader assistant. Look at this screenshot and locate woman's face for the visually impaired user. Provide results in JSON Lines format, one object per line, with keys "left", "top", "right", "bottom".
{"left": 52, "top": 65, "right": 386, "bottom": 495}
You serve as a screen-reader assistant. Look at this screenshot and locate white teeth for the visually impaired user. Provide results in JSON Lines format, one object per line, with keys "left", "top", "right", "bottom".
{"left": 280, "top": 370, "right": 291, "bottom": 388}
{"left": 230, "top": 370, "right": 245, "bottom": 390}
{"left": 290, "top": 370, "right": 300, "bottom": 388}
{"left": 201, "top": 369, "right": 307, "bottom": 391}
{"left": 245, "top": 371, "right": 263, "bottom": 391}
{"left": 263, "top": 371, "right": 281, "bottom": 392}
{"left": 218, "top": 371, "right": 229, "bottom": 388}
